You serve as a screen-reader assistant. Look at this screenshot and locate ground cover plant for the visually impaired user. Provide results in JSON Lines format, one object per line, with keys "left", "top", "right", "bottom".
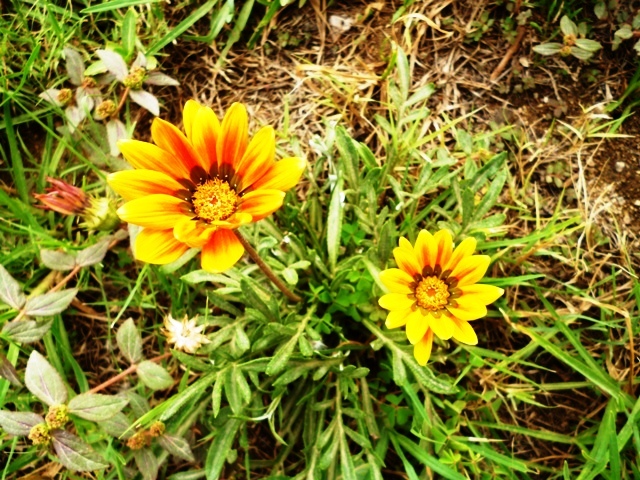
{"left": 1, "top": 0, "right": 640, "bottom": 479}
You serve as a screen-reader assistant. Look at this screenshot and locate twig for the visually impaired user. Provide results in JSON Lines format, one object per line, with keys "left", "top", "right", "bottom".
{"left": 233, "top": 230, "right": 302, "bottom": 303}
{"left": 114, "top": 87, "right": 130, "bottom": 117}
{"left": 49, "top": 265, "right": 81, "bottom": 293}
{"left": 490, "top": 25, "right": 527, "bottom": 82}
{"left": 88, "top": 352, "right": 172, "bottom": 394}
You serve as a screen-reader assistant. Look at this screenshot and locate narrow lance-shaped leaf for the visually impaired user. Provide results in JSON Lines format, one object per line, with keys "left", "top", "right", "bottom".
{"left": 0, "top": 264, "right": 26, "bottom": 309}
{"left": 326, "top": 175, "right": 344, "bottom": 273}
{"left": 129, "top": 89, "right": 159, "bottom": 116}
{"left": 25, "top": 350, "right": 68, "bottom": 406}
{"left": 24, "top": 289, "right": 78, "bottom": 317}
{"left": 0, "top": 411, "right": 44, "bottom": 436}
{"left": 68, "top": 393, "right": 129, "bottom": 422}
{"left": 137, "top": 360, "right": 173, "bottom": 390}
{"left": 205, "top": 418, "right": 242, "bottom": 480}
{"left": 116, "top": 318, "right": 143, "bottom": 364}
{"left": 51, "top": 430, "right": 108, "bottom": 472}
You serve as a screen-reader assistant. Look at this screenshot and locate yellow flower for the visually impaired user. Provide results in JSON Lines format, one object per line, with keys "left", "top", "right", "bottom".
{"left": 378, "top": 230, "right": 504, "bottom": 366}
{"left": 108, "top": 101, "right": 306, "bottom": 272}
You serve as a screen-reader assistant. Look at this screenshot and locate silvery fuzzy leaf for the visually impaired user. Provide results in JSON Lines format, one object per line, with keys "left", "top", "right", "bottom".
{"left": 68, "top": 393, "right": 129, "bottom": 422}
{"left": 24, "top": 289, "right": 78, "bottom": 317}
{"left": 76, "top": 87, "right": 95, "bottom": 113}
{"left": 63, "top": 47, "right": 85, "bottom": 86}
{"left": 157, "top": 433, "right": 195, "bottom": 462}
{"left": 144, "top": 72, "right": 179, "bottom": 86}
{"left": 100, "top": 411, "right": 133, "bottom": 438}
{"left": 106, "top": 119, "right": 128, "bottom": 157}
{"left": 65, "top": 106, "right": 86, "bottom": 133}
{"left": 96, "top": 49, "right": 128, "bottom": 81}
{"left": 0, "top": 411, "right": 44, "bottom": 436}
{"left": 128, "top": 89, "right": 159, "bottom": 116}
{"left": 134, "top": 448, "right": 158, "bottom": 480}
{"left": 39, "top": 88, "right": 63, "bottom": 107}
{"left": 41, "top": 249, "right": 77, "bottom": 271}
{"left": 25, "top": 350, "right": 68, "bottom": 406}
{"left": 137, "top": 361, "right": 173, "bottom": 390}
{"left": 76, "top": 237, "right": 112, "bottom": 267}
{"left": 0, "top": 353, "right": 22, "bottom": 387}
{"left": 116, "top": 318, "right": 142, "bottom": 364}
{"left": 51, "top": 430, "right": 108, "bottom": 471}
{"left": 131, "top": 51, "right": 147, "bottom": 69}
{"left": 0, "top": 264, "right": 26, "bottom": 310}
{"left": 2, "top": 320, "right": 53, "bottom": 344}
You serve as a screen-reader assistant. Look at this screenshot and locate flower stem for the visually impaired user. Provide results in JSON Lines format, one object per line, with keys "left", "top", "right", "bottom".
{"left": 234, "top": 230, "right": 302, "bottom": 303}
{"left": 88, "top": 352, "right": 172, "bottom": 394}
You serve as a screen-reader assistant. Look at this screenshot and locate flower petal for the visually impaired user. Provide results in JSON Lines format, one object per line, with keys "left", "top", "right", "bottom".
{"left": 238, "top": 189, "right": 285, "bottom": 221}
{"left": 406, "top": 309, "right": 429, "bottom": 345}
{"left": 217, "top": 103, "right": 248, "bottom": 175}
{"left": 183, "top": 100, "right": 201, "bottom": 141}
{"left": 413, "top": 329, "right": 434, "bottom": 366}
{"left": 191, "top": 104, "right": 221, "bottom": 174}
{"left": 135, "top": 228, "right": 189, "bottom": 264}
{"left": 444, "top": 237, "right": 477, "bottom": 272}
{"left": 173, "top": 217, "right": 215, "bottom": 248}
{"left": 451, "top": 255, "right": 491, "bottom": 287}
{"left": 393, "top": 239, "right": 421, "bottom": 277}
{"left": 118, "top": 140, "right": 191, "bottom": 180}
{"left": 446, "top": 302, "right": 487, "bottom": 322}
{"left": 378, "top": 293, "right": 415, "bottom": 311}
{"left": 250, "top": 157, "right": 307, "bottom": 192}
{"left": 151, "top": 118, "right": 200, "bottom": 173}
{"left": 459, "top": 284, "right": 504, "bottom": 305}
{"left": 450, "top": 317, "right": 478, "bottom": 345}
{"left": 432, "top": 230, "right": 453, "bottom": 270}
{"left": 233, "top": 126, "right": 275, "bottom": 191}
{"left": 117, "top": 194, "right": 191, "bottom": 229}
{"left": 414, "top": 230, "right": 434, "bottom": 269}
{"left": 201, "top": 229, "right": 244, "bottom": 272}
{"left": 428, "top": 314, "right": 454, "bottom": 340}
{"left": 386, "top": 309, "right": 411, "bottom": 329}
{"left": 107, "top": 170, "right": 188, "bottom": 201}
{"left": 379, "top": 268, "right": 414, "bottom": 294}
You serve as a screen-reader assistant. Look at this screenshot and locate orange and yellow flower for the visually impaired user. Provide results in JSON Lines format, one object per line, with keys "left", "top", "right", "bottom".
{"left": 378, "top": 230, "right": 503, "bottom": 365}
{"left": 108, "top": 101, "right": 306, "bottom": 272}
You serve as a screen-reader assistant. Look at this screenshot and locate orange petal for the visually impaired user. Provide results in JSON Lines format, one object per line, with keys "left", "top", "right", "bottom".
{"left": 386, "top": 309, "right": 411, "bottom": 329}
{"left": 151, "top": 118, "right": 200, "bottom": 174}
{"left": 191, "top": 105, "right": 221, "bottom": 174}
{"left": 238, "top": 189, "right": 285, "bottom": 221}
{"left": 107, "top": 170, "right": 188, "bottom": 201}
{"left": 201, "top": 229, "right": 244, "bottom": 272}
{"left": 459, "top": 284, "right": 504, "bottom": 305}
{"left": 393, "top": 239, "right": 421, "bottom": 277}
{"left": 209, "top": 212, "right": 253, "bottom": 229}
{"left": 428, "top": 314, "right": 454, "bottom": 340}
{"left": 413, "top": 329, "right": 434, "bottom": 366}
{"left": 379, "top": 268, "right": 414, "bottom": 294}
{"left": 173, "top": 217, "right": 215, "bottom": 248}
{"left": 183, "top": 99, "right": 201, "bottom": 141}
{"left": 217, "top": 103, "right": 248, "bottom": 174}
{"left": 378, "top": 293, "right": 415, "bottom": 311}
{"left": 135, "top": 228, "right": 189, "bottom": 264}
{"left": 233, "top": 126, "right": 275, "bottom": 191}
{"left": 444, "top": 237, "right": 477, "bottom": 272}
{"left": 406, "top": 309, "right": 429, "bottom": 345}
{"left": 118, "top": 140, "right": 191, "bottom": 181}
{"left": 249, "top": 157, "right": 306, "bottom": 192}
{"left": 450, "top": 317, "right": 478, "bottom": 345}
{"left": 433, "top": 230, "right": 453, "bottom": 270}
{"left": 414, "top": 230, "right": 434, "bottom": 269}
{"left": 451, "top": 255, "right": 491, "bottom": 287}
{"left": 117, "top": 194, "right": 191, "bottom": 229}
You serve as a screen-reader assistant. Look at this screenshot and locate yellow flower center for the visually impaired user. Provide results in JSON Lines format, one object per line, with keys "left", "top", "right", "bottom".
{"left": 414, "top": 276, "right": 450, "bottom": 311}
{"left": 192, "top": 178, "right": 238, "bottom": 222}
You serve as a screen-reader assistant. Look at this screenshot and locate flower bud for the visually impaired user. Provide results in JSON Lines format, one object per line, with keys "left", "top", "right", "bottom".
{"left": 95, "top": 100, "right": 117, "bottom": 120}
{"left": 123, "top": 66, "right": 146, "bottom": 90}
{"left": 82, "top": 197, "right": 120, "bottom": 231}
{"left": 57, "top": 88, "right": 73, "bottom": 106}
{"left": 127, "top": 431, "right": 151, "bottom": 450}
{"left": 45, "top": 404, "right": 70, "bottom": 429}
{"left": 28, "top": 423, "right": 51, "bottom": 446}
{"left": 560, "top": 45, "right": 572, "bottom": 57}
{"left": 82, "top": 77, "right": 97, "bottom": 89}
{"left": 34, "top": 177, "right": 90, "bottom": 216}
{"left": 148, "top": 421, "right": 165, "bottom": 437}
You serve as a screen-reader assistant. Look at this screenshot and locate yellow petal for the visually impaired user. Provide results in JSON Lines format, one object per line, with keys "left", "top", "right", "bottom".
{"left": 444, "top": 236, "right": 477, "bottom": 272}
{"left": 217, "top": 103, "right": 248, "bottom": 175}
{"left": 183, "top": 100, "right": 202, "bottom": 141}
{"left": 459, "top": 284, "right": 504, "bottom": 305}
{"left": 379, "top": 268, "right": 414, "bottom": 294}
{"left": 233, "top": 126, "right": 275, "bottom": 191}
{"left": 386, "top": 309, "right": 411, "bottom": 329}
{"left": 406, "top": 309, "right": 429, "bottom": 345}
{"left": 413, "top": 329, "right": 434, "bottom": 366}
{"left": 151, "top": 118, "right": 200, "bottom": 173}
{"left": 237, "top": 189, "right": 285, "bottom": 221}
{"left": 249, "top": 157, "right": 306, "bottom": 192}
{"left": 378, "top": 293, "right": 415, "bottom": 311}
{"left": 107, "top": 170, "right": 188, "bottom": 201}
{"left": 209, "top": 212, "right": 253, "bottom": 229}
{"left": 173, "top": 217, "right": 215, "bottom": 248}
{"left": 450, "top": 317, "right": 478, "bottom": 345}
{"left": 446, "top": 302, "right": 487, "bottom": 321}
{"left": 118, "top": 140, "right": 192, "bottom": 181}
{"left": 428, "top": 314, "right": 454, "bottom": 340}
{"left": 191, "top": 105, "right": 221, "bottom": 174}
{"left": 450, "top": 255, "right": 491, "bottom": 287}
{"left": 117, "top": 194, "right": 191, "bottom": 229}
{"left": 393, "top": 240, "right": 421, "bottom": 277}
{"left": 433, "top": 230, "right": 453, "bottom": 270}
{"left": 135, "top": 228, "right": 189, "bottom": 264}
{"left": 201, "top": 229, "right": 244, "bottom": 272}
{"left": 414, "top": 230, "right": 434, "bottom": 269}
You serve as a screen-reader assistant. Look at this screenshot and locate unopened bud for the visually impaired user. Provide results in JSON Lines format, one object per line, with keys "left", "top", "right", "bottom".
{"left": 123, "top": 66, "right": 146, "bottom": 90}
{"left": 34, "top": 177, "right": 90, "bottom": 216}
{"left": 127, "top": 431, "right": 151, "bottom": 450}
{"left": 45, "top": 404, "right": 70, "bottom": 429}
{"left": 560, "top": 45, "right": 572, "bottom": 57}
{"left": 82, "top": 197, "right": 119, "bottom": 231}
{"left": 28, "top": 423, "right": 51, "bottom": 446}
{"left": 95, "top": 100, "right": 117, "bottom": 120}
{"left": 148, "top": 421, "right": 165, "bottom": 437}
{"left": 57, "top": 88, "right": 73, "bottom": 106}
{"left": 563, "top": 34, "right": 577, "bottom": 46}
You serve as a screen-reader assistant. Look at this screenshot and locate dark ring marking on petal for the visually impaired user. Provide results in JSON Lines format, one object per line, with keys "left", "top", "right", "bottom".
{"left": 413, "top": 274, "right": 423, "bottom": 283}
{"left": 422, "top": 266, "right": 433, "bottom": 277}
{"left": 189, "top": 166, "right": 208, "bottom": 186}
{"left": 433, "top": 264, "right": 442, "bottom": 277}
{"left": 447, "top": 278, "right": 459, "bottom": 288}
{"left": 441, "top": 269, "right": 452, "bottom": 280}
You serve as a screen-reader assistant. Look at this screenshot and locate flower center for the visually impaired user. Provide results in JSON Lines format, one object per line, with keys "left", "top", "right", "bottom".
{"left": 414, "top": 276, "right": 450, "bottom": 311}
{"left": 192, "top": 178, "right": 238, "bottom": 222}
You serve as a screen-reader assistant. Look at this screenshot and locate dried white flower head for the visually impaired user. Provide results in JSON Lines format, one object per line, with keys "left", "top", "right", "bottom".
{"left": 162, "top": 314, "right": 210, "bottom": 354}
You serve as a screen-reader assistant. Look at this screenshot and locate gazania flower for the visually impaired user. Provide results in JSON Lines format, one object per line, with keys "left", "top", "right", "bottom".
{"left": 378, "top": 230, "right": 503, "bottom": 365}
{"left": 108, "top": 101, "right": 306, "bottom": 272}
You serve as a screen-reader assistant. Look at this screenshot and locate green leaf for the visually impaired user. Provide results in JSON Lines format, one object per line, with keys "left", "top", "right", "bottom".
{"left": 211, "top": 370, "right": 226, "bottom": 418}
{"left": 116, "top": 318, "right": 143, "bottom": 364}
{"left": 134, "top": 448, "right": 159, "bottom": 480}
{"left": 0, "top": 411, "right": 44, "bottom": 436}
{"left": 121, "top": 8, "right": 137, "bottom": 58}
{"left": 137, "top": 361, "right": 174, "bottom": 390}
{"left": 395, "top": 46, "right": 410, "bottom": 103}
{"left": 0, "top": 352, "right": 22, "bottom": 387}
{"left": 240, "top": 279, "right": 275, "bottom": 321}
{"left": 0, "top": 264, "right": 26, "bottom": 310}
{"left": 335, "top": 126, "right": 360, "bottom": 191}
{"left": 68, "top": 393, "right": 129, "bottom": 422}
{"left": 2, "top": 320, "right": 52, "bottom": 344}
{"left": 532, "top": 42, "right": 564, "bottom": 56}
{"left": 158, "top": 433, "right": 195, "bottom": 462}
{"left": 560, "top": 15, "right": 578, "bottom": 36}
{"left": 25, "top": 350, "right": 68, "bottom": 406}
{"left": 327, "top": 176, "right": 344, "bottom": 273}
{"left": 575, "top": 39, "right": 602, "bottom": 53}
{"left": 51, "top": 430, "right": 108, "bottom": 472}
{"left": 40, "top": 250, "right": 76, "bottom": 271}
{"left": 24, "top": 289, "right": 78, "bottom": 317}
{"left": 394, "top": 433, "right": 466, "bottom": 480}
{"left": 76, "top": 237, "right": 111, "bottom": 268}
{"left": 265, "top": 335, "right": 298, "bottom": 376}
{"left": 81, "top": 0, "right": 163, "bottom": 13}
{"left": 100, "top": 412, "right": 133, "bottom": 438}
{"left": 205, "top": 418, "right": 242, "bottom": 480}
{"left": 391, "top": 349, "right": 407, "bottom": 386}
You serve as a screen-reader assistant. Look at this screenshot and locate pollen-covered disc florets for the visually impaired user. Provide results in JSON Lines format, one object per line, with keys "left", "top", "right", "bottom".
{"left": 415, "top": 276, "right": 450, "bottom": 311}
{"left": 192, "top": 178, "right": 238, "bottom": 222}
{"left": 45, "top": 404, "right": 70, "bottom": 430}
{"left": 29, "top": 423, "right": 51, "bottom": 446}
